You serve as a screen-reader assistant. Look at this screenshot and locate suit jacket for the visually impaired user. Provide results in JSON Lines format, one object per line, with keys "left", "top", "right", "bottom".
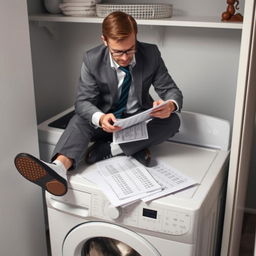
{"left": 75, "top": 41, "right": 183, "bottom": 122}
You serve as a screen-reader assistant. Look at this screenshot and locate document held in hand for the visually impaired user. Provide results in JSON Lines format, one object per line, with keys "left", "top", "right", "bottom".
{"left": 113, "top": 101, "right": 171, "bottom": 143}
{"left": 113, "top": 100, "right": 171, "bottom": 129}
{"left": 113, "top": 122, "right": 148, "bottom": 144}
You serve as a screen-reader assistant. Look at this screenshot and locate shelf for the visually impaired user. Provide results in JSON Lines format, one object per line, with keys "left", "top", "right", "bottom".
{"left": 29, "top": 14, "right": 243, "bottom": 30}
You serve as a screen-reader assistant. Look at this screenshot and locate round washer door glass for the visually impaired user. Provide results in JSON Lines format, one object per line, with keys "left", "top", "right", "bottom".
{"left": 63, "top": 222, "right": 161, "bottom": 256}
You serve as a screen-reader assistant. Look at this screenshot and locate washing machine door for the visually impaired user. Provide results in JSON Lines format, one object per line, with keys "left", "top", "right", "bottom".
{"left": 63, "top": 221, "right": 161, "bottom": 256}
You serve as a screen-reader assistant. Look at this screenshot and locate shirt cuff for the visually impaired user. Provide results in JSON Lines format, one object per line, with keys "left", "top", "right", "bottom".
{"left": 169, "top": 100, "right": 180, "bottom": 112}
{"left": 92, "top": 112, "right": 104, "bottom": 127}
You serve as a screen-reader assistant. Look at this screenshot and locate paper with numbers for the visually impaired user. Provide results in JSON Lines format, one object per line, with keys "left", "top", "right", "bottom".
{"left": 97, "top": 157, "right": 162, "bottom": 200}
{"left": 142, "top": 161, "right": 198, "bottom": 202}
{"left": 81, "top": 156, "right": 162, "bottom": 206}
{"left": 80, "top": 157, "right": 197, "bottom": 207}
{"left": 113, "top": 121, "right": 148, "bottom": 144}
{"left": 113, "top": 100, "right": 170, "bottom": 129}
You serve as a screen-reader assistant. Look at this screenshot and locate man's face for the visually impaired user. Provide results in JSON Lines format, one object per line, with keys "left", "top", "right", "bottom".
{"left": 105, "top": 33, "right": 136, "bottom": 67}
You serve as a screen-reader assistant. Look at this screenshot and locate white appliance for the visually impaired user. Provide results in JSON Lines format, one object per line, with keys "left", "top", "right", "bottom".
{"left": 38, "top": 108, "right": 230, "bottom": 256}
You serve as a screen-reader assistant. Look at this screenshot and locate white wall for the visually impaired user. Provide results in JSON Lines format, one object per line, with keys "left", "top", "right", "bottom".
{"left": 0, "top": 1, "right": 47, "bottom": 255}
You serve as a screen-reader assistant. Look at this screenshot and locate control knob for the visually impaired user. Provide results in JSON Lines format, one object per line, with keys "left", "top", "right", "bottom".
{"left": 104, "top": 204, "right": 121, "bottom": 220}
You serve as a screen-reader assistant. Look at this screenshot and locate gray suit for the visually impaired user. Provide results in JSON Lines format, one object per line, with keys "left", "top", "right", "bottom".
{"left": 52, "top": 41, "right": 183, "bottom": 168}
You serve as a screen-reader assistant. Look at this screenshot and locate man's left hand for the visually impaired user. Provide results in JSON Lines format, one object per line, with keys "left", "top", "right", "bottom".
{"left": 150, "top": 100, "right": 176, "bottom": 119}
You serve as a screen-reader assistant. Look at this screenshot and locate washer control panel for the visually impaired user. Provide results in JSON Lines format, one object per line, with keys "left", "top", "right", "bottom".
{"left": 122, "top": 206, "right": 191, "bottom": 236}
{"left": 91, "top": 194, "right": 191, "bottom": 236}
{"left": 48, "top": 188, "right": 192, "bottom": 236}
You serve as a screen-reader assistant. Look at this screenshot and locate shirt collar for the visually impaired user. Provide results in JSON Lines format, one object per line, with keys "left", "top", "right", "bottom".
{"left": 109, "top": 52, "right": 136, "bottom": 70}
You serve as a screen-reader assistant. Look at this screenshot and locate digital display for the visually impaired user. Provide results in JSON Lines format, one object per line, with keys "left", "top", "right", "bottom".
{"left": 143, "top": 208, "right": 157, "bottom": 219}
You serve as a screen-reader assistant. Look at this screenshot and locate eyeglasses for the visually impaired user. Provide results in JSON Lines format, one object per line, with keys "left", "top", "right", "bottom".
{"left": 109, "top": 46, "right": 136, "bottom": 57}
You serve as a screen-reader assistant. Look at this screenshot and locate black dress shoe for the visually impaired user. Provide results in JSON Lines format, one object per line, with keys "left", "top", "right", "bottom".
{"left": 14, "top": 153, "right": 67, "bottom": 196}
{"left": 132, "top": 148, "right": 153, "bottom": 167}
{"left": 85, "top": 141, "right": 113, "bottom": 164}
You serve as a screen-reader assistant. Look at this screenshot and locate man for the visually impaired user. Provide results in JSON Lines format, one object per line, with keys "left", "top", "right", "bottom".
{"left": 14, "top": 11, "right": 183, "bottom": 197}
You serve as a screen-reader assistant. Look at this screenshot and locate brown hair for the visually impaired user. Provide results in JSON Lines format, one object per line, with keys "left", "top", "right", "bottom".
{"left": 102, "top": 11, "right": 137, "bottom": 42}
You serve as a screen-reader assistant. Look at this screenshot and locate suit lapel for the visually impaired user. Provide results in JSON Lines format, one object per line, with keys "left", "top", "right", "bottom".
{"left": 102, "top": 43, "right": 144, "bottom": 108}
{"left": 103, "top": 49, "right": 118, "bottom": 106}
{"left": 133, "top": 50, "right": 143, "bottom": 106}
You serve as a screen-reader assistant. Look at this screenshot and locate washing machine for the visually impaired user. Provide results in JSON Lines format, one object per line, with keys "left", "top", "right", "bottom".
{"left": 38, "top": 108, "right": 230, "bottom": 256}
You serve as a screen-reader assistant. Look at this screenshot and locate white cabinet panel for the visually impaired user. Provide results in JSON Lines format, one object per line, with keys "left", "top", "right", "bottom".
{"left": 0, "top": 1, "right": 47, "bottom": 255}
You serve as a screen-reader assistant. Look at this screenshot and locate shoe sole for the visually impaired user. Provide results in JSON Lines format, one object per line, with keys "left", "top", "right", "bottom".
{"left": 14, "top": 153, "right": 67, "bottom": 196}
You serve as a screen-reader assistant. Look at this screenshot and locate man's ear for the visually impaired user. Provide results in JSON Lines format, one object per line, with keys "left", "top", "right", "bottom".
{"left": 101, "top": 35, "right": 108, "bottom": 46}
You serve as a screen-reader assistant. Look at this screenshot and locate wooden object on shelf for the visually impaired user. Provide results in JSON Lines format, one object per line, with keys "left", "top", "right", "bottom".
{"left": 221, "top": 0, "right": 243, "bottom": 22}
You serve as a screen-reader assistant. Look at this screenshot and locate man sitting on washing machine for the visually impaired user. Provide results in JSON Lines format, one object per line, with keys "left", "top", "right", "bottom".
{"left": 14, "top": 11, "right": 183, "bottom": 197}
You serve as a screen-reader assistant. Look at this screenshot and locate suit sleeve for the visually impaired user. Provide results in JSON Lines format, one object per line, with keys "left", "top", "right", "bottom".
{"left": 75, "top": 53, "right": 103, "bottom": 122}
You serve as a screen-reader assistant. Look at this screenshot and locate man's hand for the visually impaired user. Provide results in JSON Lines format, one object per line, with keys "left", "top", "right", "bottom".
{"left": 100, "top": 113, "right": 122, "bottom": 133}
{"left": 150, "top": 100, "right": 176, "bottom": 119}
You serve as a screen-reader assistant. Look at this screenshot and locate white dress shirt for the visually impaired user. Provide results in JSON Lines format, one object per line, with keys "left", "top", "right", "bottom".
{"left": 92, "top": 53, "right": 139, "bottom": 127}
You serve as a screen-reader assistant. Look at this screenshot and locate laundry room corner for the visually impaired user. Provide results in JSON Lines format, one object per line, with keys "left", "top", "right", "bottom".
{"left": 2, "top": 0, "right": 256, "bottom": 255}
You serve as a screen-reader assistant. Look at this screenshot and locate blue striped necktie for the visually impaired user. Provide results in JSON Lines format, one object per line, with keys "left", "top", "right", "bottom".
{"left": 113, "top": 66, "right": 131, "bottom": 118}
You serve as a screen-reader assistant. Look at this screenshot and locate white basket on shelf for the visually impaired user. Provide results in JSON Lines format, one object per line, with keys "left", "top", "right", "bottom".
{"left": 96, "top": 4, "right": 173, "bottom": 19}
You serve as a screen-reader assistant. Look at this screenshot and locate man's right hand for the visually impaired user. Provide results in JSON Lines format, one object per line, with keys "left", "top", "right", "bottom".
{"left": 99, "top": 113, "right": 122, "bottom": 133}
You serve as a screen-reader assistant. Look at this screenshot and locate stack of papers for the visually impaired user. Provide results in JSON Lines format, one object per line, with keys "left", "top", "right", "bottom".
{"left": 80, "top": 156, "right": 197, "bottom": 207}
{"left": 113, "top": 100, "right": 172, "bottom": 144}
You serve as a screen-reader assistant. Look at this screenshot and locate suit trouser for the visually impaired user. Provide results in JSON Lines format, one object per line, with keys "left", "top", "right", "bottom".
{"left": 52, "top": 113, "right": 180, "bottom": 169}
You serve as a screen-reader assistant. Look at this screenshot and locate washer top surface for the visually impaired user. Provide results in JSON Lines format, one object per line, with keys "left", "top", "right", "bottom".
{"left": 69, "top": 141, "right": 229, "bottom": 208}
{"left": 41, "top": 108, "right": 230, "bottom": 210}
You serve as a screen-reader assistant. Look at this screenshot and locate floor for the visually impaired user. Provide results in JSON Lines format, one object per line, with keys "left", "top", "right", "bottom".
{"left": 239, "top": 212, "right": 256, "bottom": 256}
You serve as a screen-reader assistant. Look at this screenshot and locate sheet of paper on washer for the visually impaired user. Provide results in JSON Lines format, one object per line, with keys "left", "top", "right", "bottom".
{"left": 81, "top": 156, "right": 162, "bottom": 207}
{"left": 142, "top": 160, "right": 198, "bottom": 202}
{"left": 80, "top": 156, "right": 198, "bottom": 207}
